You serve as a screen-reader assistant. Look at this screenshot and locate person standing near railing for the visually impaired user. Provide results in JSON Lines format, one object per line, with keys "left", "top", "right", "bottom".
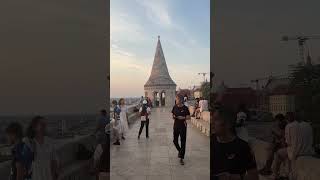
{"left": 119, "top": 98, "right": 129, "bottom": 140}
{"left": 112, "top": 100, "right": 121, "bottom": 145}
{"left": 24, "top": 116, "right": 59, "bottom": 180}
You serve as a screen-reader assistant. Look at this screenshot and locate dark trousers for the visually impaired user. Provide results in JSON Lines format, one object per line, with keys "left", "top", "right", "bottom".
{"left": 138, "top": 119, "right": 149, "bottom": 137}
{"left": 173, "top": 126, "right": 187, "bottom": 159}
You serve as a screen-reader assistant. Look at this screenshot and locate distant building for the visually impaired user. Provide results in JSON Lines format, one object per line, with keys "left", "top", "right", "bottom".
{"left": 215, "top": 83, "right": 257, "bottom": 111}
{"left": 257, "top": 76, "right": 291, "bottom": 112}
{"left": 269, "top": 85, "right": 296, "bottom": 116}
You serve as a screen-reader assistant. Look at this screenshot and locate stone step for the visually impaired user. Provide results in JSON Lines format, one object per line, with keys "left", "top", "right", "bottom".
{"left": 190, "top": 117, "right": 210, "bottom": 136}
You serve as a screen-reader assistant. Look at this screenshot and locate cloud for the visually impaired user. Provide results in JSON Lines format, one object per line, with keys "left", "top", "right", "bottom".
{"left": 110, "top": 11, "right": 146, "bottom": 43}
{"left": 135, "top": 0, "right": 172, "bottom": 27}
{"left": 111, "top": 45, "right": 150, "bottom": 73}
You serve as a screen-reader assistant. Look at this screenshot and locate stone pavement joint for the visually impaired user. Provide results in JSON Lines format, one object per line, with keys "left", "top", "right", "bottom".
{"left": 111, "top": 108, "right": 210, "bottom": 180}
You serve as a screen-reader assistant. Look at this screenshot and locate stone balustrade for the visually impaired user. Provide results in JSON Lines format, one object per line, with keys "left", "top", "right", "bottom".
{"left": 189, "top": 105, "right": 210, "bottom": 136}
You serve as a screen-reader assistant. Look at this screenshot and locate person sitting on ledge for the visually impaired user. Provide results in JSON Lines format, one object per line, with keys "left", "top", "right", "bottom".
{"left": 259, "top": 113, "right": 287, "bottom": 176}
{"left": 192, "top": 98, "right": 201, "bottom": 119}
{"left": 272, "top": 112, "right": 298, "bottom": 180}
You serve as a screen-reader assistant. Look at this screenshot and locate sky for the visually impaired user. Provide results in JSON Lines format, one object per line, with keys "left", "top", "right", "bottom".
{"left": 213, "top": 0, "right": 320, "bottom": 88}
{"left": 110, "top": 0, "right": 210, "bottom": 98}
{"left": 0, "top": 0, "right": 108, "bottom": 115}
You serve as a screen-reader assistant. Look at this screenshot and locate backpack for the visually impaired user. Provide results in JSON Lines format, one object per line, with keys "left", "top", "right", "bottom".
{"left": 140, "top": 106, "right": 148, "bottom": 118}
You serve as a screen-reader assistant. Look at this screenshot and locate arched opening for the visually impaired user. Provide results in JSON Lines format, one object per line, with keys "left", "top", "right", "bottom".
{"left": 160, "top": 91, "right": 166, "bottom": 106}
{"left": 153, "top": 91, "right": 160, "bottom": 107}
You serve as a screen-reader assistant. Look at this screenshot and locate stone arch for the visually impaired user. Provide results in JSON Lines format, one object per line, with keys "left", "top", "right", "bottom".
{"left": 153, "top": 91, "right": 160, "bottom": 107}
{"left": 160, "top": 90, "right": 166, "bottom": 106}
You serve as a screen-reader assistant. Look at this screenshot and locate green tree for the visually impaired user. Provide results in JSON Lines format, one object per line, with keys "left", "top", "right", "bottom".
{"left": 201, "top": 82, "right": 210, "bottom": 101}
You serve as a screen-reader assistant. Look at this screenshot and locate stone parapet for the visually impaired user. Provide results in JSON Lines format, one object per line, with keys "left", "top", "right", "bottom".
{"left": 189, "top": 109, "right": 210, "bottom": 137}
{"left": 0, "top": 135, "right": 96, "bottom": 180}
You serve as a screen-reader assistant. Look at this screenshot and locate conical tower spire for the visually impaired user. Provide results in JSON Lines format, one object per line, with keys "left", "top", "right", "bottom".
{"left": 145, "top": 36, "right": 176, "bottom": 87}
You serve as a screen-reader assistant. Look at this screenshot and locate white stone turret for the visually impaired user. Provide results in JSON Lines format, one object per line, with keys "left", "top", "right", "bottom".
{"left": 144, "top": 36, "right": 176, "bottom": 107}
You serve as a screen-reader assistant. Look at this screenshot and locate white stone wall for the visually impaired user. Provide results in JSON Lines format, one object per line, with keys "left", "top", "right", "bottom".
{"left": 144, "top": 86, "right": 176, "bottom": 108}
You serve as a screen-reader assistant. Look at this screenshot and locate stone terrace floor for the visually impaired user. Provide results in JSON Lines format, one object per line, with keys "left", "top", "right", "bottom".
{"left": 110, "top": 107, "right": 210, "bottom": 180}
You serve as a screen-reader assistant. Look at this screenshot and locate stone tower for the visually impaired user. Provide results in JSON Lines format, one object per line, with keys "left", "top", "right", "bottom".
{"left": 144, "top": 36, "right": 176, "bottom": 107}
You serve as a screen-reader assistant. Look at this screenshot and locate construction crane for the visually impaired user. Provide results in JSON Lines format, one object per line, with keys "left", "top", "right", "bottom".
{"left": 198, "top": 73, "right": 207, "bottom": 83}
{"left": 251, "top": 76, "right": 272, "bottom": 90}
{"left": 282, "top": 34, "right": 320, "bottom": 64}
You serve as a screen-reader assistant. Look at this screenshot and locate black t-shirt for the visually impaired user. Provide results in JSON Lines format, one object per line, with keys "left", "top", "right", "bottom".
{"left": 171, "top": 105, "right": 190, "bottom": 128}
{"left": 211, "top": 134, "right": 257, "bottom": 179}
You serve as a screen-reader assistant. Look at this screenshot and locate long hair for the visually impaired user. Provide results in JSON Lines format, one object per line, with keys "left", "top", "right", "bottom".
{"left": 26, "top": 116, "right": 45, "bottom": 139}
{"left": 118, "top": 98, "right": 125, "bottom": 106}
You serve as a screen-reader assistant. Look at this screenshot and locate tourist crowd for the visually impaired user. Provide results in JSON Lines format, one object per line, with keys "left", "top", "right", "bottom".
{"left": 5, "top": 109, "right": 112, "bottom": 180}
{"left": 212, "top": 103, "right": 315, "bottom": 180}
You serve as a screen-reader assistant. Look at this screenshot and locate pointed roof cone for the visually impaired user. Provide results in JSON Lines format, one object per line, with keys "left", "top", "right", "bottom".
{"left": 145, "top": 36, "right": 176, "bottom": 87}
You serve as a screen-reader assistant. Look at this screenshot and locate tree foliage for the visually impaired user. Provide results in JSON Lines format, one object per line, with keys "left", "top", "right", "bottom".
{"left": 201, "top": 81, "right": 210, "bottom": 101}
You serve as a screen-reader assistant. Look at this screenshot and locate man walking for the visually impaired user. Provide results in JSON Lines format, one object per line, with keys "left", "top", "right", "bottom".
{"left": 172, "top": 95, "right": 190, "bottom": 165}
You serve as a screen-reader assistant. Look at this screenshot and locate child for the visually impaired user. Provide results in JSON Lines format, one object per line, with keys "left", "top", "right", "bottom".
{"left": 138, "top": 100, "right": 151, "bottom": 139}
{"left": 5, "top": 122, "right": 33, "bottom": 180}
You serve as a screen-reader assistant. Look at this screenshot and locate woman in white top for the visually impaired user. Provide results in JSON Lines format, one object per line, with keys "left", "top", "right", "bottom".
{"left": 119, "top": 98, "right": 129, "bottom": 140}
{"left": 138, "top": 100, "right": 151, "bottom": 139}
{"left": 24, "top": 116, "right": 59, "bottom": 180}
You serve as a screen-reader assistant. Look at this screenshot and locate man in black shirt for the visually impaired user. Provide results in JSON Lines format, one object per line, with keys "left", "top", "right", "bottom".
{"left": 172, "top": 94, "right": 191, "bottom": 165}
{"left": 212, "top": 107, "right": 259, "bottom": 180}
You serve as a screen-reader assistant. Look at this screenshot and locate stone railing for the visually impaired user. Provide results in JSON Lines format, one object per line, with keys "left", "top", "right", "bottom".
{"left": 250, "top": 138, "right": 320, "bottom": 180}
{"left": 0, "top": 135, "right": 96, "bottom": 180}
{"left": 189, "top": 105, "right": 210, "bottom": 136}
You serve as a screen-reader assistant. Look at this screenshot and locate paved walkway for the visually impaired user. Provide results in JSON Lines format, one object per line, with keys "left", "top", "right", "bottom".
{"left": 110, "top": 107, "right": 210, "bottom": 180}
